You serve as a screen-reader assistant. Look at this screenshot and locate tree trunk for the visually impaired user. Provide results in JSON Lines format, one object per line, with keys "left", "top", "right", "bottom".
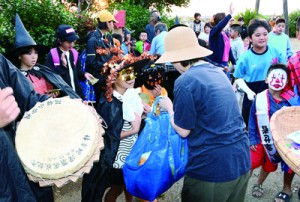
{"left": 255, "top": 0, "right": 260, "bottom": 14}
{"left": 283, "top": 0, "right": 289, "bottom": 35}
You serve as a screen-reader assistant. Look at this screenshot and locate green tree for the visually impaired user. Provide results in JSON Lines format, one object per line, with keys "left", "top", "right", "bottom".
{"left": 0, "top": 0, "right": 94, "bottom": 53}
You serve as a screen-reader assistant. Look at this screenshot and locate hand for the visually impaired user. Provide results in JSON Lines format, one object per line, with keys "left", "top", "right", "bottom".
{"left": 151, "top": 85, "right": 162, "bottom": 98}
{"left": 85, "top": 72, "right": 95, "bottom": 80}
{"left": 229, "top": 2, "right": 234, "bottom": 15}
{"left": 246, "top": 90, "right": 256, "bottom": 101}
{"left": 131, "top": 113, "right": 142, "bottom": 133}
{"left": 49, "top": 91, "right": 60, "bottom": 98}
{"left": 158, "top": 96, "right": 173, "bottom": 113}
{"left": 0, "top": 87, "right": 20, "bottom": 127}
{"left": 60, "top": 52, "right": 67, "bottom": 67}
{"left": 142, "top": 102, "right": 151, "bottom": 114}
{"left": 250, "top": 145, "right": 257, "bottom": 151}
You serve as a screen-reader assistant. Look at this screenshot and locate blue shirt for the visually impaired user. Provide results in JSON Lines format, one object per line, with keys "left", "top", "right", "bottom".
{"left": 173, "top": 61, "right": 250, "bottom": 182}
{"left": 145, "top": 24, "right": 155, "bottom": 43}
{"left": 149, "top": 31, "right": 167, "bottom": 56}
{"left": 234, "top": 46, "right": 285, "bottom": 82}
{"left": 268, "top": 32, "right": 293, "bottom": 61}
{"left": 248, "top": 91, "right": 298, "bottom": 145}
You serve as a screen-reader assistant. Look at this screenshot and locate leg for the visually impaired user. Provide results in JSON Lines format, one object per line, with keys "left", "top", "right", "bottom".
{"left": 104, "top": 185, "right": 124, "bottom": 202}
{"left": 252, "top": 167, "right": 269, "bottom": 198}
{"left": 124, "top": 187, "right": 133, "bottom": 202}
{"left": 274, "top": 171, "right": 294, "bottom": 202}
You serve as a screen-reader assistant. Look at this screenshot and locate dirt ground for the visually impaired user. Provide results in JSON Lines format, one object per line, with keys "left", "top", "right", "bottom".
{"left": 53, "top": 38, "right": 300, "bottom": 202}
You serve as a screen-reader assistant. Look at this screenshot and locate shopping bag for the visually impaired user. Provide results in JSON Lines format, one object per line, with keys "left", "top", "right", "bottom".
{"left": 123, "top": 97, "right": 188, "bottom": 201}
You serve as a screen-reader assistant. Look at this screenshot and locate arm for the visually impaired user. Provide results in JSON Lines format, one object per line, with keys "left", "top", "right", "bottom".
{"left": 149, "top": 37, "right": 157, "bottom": 55}
{"left": 286, "top": 37, "right": 293, "bottom": 60}
{"left": 235, "top": 78, "right": 256, "bottom": 101}
{"left": 159, "top": 97, "right": 190, "bottom": 138}
{"left": 0, "top": 88, "right": 20, "bottom": 127}
{"left": 248, "top": 98, "right": 260, "bottom": 145}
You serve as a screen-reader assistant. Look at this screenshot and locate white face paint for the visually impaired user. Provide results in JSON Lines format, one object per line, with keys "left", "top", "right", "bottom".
{"left": 267, "top": 69, "right": 287, "bottom": 91}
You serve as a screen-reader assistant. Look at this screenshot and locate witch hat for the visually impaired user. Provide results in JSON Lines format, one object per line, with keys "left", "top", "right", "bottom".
{"left": 12, "top": 13, "right": 49, "bottom": 56}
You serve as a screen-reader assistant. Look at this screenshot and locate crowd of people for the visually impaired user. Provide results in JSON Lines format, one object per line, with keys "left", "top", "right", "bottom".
{"left": 1, "top": 3, "right": 300, "bottom": 202}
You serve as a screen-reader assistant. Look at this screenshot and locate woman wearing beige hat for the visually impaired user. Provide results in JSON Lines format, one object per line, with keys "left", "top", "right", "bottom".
{"left": 157, "top": 26, "right": 250, "bottom": 202}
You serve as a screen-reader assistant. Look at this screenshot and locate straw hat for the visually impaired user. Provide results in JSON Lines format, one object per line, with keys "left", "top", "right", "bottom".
{"left": 155, "top": 26, "right": 212, "bottom": 64}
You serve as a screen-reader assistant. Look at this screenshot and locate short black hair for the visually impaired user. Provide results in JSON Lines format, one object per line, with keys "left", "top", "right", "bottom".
{"left": 204, "top": 22, "right": 212, "bottom": 29}
{"left": 275, "top": 18, "right": 285, "bottom": 24}
{"left": 112, "top": 33, "right": 122, "bottom": 44}
{"left": 238, "top": 17, "right": 244, "bottom": 22}
{"left": 97, "top": 21, "right": 108, "bottom": 30}
{"left": 179, "top": 58, "right": 201, "bottom": 68}
{"left": 194, "top": 13, "right": 201, "bottom": 18}
{"left": 248, "top": 19, "right": 271, "bottom": 37}
{"left": 267, "top": 63, "right": 289, "bottom": 77}
{"left": 230, "top": 24, "right": 241, "bottom": 34}
{"left": 154, "top": 22, "right": 168, "bottom": 33}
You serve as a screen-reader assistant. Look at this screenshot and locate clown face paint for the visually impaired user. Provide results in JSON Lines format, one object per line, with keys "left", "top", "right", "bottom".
{"left": 267, "top": 69, "right": 287, "bottom": 91}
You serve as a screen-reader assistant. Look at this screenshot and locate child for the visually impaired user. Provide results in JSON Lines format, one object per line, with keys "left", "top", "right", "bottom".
{"left": 248, "top": 63, "right": 298, "bottom": 201}
{"left": 82, "top": 54, "right": 152, "bottom": 201}
{"left": 288, "top": 18, "right": 300, "bottom": 97}
{"left": 140, "top": 61, "right": 167, "bottom": 107}
{"left": 238, "top": 16, "right": 248, "bottom": 40}
{"left": 234, "top": 19, "right": 285, "bottom": 128}
{"left": 135, "top": 31, "right": 151, "bottom": 55}
{"left": 228, "top": 24, "right": 244, "bottom": 62}
{"left": 243, "top": 36, "right": 251, "bottom": 51}
{"left": 45, "top": 24, "right": 94, "bottom": 99}
{"left": 198, "top": 22, "right": 211, "bottom": 47}
{"left": 268, "top": 18, "right": 293, "bottom": 62}
{"left": 12, "top": 14, "right": 79, "bottom": 99}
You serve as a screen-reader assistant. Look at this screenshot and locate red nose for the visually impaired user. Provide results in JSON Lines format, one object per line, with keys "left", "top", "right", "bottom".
{"left": 275, "top": 78, "right": 280, "bottom": 83}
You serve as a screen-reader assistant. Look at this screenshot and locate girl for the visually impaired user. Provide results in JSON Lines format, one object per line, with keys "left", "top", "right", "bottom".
{"left": 12, "top": 14, "right": 79, "bottom": 99}
{"left": 82, "top": 54, "right": 151, "bottom": 201}
{"left": 208, "top": 3, "right": 236, "bottom": 78}
{"left": 45, "top": 24, "right": 94, "bottom": 99}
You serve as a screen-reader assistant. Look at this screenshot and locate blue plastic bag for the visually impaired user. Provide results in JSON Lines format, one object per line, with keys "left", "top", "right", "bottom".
{"left": 123, "top": 97, "right": 188, "bottom": 201}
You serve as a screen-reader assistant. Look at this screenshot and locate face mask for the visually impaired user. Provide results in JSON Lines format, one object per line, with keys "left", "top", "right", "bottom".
{"left": 267, "top": 69, "right": 287, "bottom": 91}
{"left": 119, "top": 67, "right": 136, "bottom": 81}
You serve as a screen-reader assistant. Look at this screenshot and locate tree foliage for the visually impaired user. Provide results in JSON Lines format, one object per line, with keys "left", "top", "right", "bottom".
{"left": 0, "top": 0, "right": 95, "bottom": 54}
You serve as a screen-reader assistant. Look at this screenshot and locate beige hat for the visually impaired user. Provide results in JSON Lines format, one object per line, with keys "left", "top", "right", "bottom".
{"left": 155, "top": 27, "right": 212, "bottom": 64}
{"left": 98, "top": 10, "right": 118, "bottom": 23}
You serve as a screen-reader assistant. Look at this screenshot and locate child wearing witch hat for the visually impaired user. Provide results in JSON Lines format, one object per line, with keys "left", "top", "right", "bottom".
{"left": 10, "top": 14, "right": 79, "bottom": 99}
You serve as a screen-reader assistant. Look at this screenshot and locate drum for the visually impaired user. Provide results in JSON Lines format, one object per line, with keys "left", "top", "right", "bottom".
{"left": 270, "top": 106, "right": 300, "bottom": 175}
{"left": 16, "top": 98, "right": 104, "bottom": 187}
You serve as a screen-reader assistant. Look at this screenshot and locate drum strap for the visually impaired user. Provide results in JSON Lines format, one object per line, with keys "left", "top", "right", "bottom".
{"left": 256, "top": 89, "right": 280, "bottom": 164}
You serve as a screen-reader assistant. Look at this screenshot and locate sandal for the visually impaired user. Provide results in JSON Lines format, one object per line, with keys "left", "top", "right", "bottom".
{"left": 252, "top": 184, "right": 264, "bottom": 198}
{"left": 274, "top": 191, "right": 292, "bottom": 202}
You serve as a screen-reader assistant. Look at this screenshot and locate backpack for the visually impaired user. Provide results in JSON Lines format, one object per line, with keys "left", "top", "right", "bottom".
{"left": 50, "top": 48, "right": 78, "bottom": 68}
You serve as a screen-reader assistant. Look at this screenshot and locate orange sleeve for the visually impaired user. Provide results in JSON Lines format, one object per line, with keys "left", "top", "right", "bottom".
{"left": 161, "top": 87, "right": 168, "bottom": 96}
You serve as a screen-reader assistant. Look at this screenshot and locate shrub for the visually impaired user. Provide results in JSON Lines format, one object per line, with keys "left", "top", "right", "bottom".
{"left": 235, "top": 9, "right": 268, "bottom": 26}
{"left": 288, "top": 10, "right": 300, "bottom": 37}
{"left": 0, "top": 0, "right": 94, "bottom": 54}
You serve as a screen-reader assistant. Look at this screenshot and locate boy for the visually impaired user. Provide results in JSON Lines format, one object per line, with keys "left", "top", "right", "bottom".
{"left": 234, "top": 19, "right": 285, "bottom": 128}
{"left": 228, "top": 24, "right": 245, "bottom": 61}
{"left": 238, "top": 17, "right": 248, "bottom": 40}
{"left": 268, "top": 18, "right": 293, "bottom": 62}
{"left": 249, "top": 64, "right": 298, "bottom": 202}
{"left": 135, "top": 31, "right": 151, "bottom": 55}
{"left": 288, "top": 18, "right": 300, "bottom": 97}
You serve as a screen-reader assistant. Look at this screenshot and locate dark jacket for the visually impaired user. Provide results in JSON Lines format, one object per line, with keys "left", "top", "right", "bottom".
{"left": 82, "top": 93, "right": 123, "bottom": 202}
{"left": 21, "top": 64, "right": 81, "bottom": 99}
{"left": 0, "top": 129, "right": 36, "bottom": 202}
{"left": 44, "top": 48, "right": 84, "bottom": 98}
{"left": 0, "top": 54, "right": 53, "bottom": 202}
{"left": 85, "top": 28, "right": 114, "bottom": 82}
{"left": 208, "top": 14, "right": 236, "bottom": 66}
